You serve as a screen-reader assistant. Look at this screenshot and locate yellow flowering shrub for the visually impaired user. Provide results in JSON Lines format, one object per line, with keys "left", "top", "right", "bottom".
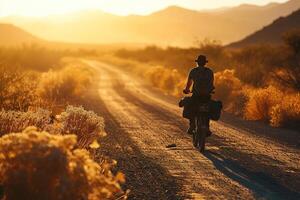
{"left": 0, "top": 127, "right": 125, "bottom": 200}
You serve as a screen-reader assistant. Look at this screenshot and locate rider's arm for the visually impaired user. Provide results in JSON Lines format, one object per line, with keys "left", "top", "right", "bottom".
{"left": 184, "top": 69, "right": 194, "bottom": 94}
{"left": 209, "top": 70, "right": 215, "bottom": 92}
{"left": 184, "top": 78, "right": 193, "bottom": 94}
{"left": 185, "top": 78, "right": 193, "bottom": 91}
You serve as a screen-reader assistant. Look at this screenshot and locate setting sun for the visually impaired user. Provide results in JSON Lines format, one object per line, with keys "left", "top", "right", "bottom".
{"left": 0, "top": 0, "right": 289, "bottom": 16}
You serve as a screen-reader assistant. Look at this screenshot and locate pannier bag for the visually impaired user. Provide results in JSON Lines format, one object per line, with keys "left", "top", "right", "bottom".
{"left": 209, "top": 100, "right": 223, "bottom": 121}
{"left": 179, "top": 97, "right": 195, "bottom": 119}
{"left": 179, "top": 97, "right": 223, "bottom": 121}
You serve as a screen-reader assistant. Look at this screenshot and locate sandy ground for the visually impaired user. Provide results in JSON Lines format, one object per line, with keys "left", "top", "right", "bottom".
{"left": 84, "top": 60, "right": 300, "bottom": 200}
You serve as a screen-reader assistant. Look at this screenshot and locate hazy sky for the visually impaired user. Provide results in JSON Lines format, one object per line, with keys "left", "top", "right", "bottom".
{"left": 0, "top": 0, "right": 289, "bottom": 16}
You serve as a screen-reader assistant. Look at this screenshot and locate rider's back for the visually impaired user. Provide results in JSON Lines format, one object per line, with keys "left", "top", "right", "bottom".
{"left": 188, "top": 66, "right": 214, "bottom": 96}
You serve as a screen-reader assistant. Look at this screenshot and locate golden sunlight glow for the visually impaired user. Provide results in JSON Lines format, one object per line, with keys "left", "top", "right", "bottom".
{"left": 0, "top": 0, "right": 289, "bottom": 17}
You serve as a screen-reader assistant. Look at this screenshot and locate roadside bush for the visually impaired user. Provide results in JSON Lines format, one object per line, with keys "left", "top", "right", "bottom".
{"left": 244, "top": 86, "right": 283, "bottom": 122}
{"left": 0, "top": 44, "right": 63, "bottom": 72}
{"left": 0, "top": 64, "right": 39, "bottom": 111}
{"left": 231, "top": 44, "right": 284, "bottom": 87}
{"left": 214, "top": 69, "right": 245, "bottom": 112}
{"left": 0, "top": 127, "right": 125, "bottom": 200}
{"left": 145, "top": 66, "right": 185, "bottom": 96}
{"left": 270, "top": 93, "right": 300, "bottom": 127}
{"left": 37, "top": 64, "right": 95, "bottom": 107}
{"left": 59, "top": 106, "right": 105, "bottom": 148}
{"left": 0, "top": 106, "right": 105, "bottom": 147}
{"left": 272, "top": 30, "right": 300, "bottom": 91}
{"left": 0, "top": 109, "right": 51, "bottom": 137}
{"left": 115, "top": 41, "right": 228, "bottom": 73}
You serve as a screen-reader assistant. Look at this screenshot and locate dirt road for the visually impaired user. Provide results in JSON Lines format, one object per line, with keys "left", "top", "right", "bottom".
{"left": 85, "top": 60, "right": 300, "bottom": 200}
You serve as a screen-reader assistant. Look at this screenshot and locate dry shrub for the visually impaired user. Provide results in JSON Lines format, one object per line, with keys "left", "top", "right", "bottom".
{"left": 232, "top": 44, "right": 284, "bottom": 86}
{"left": 145, "top": 66, "right": 185, "bottom": 96}
{"left": 99, "top": 54, "right": 145, "bottom": 75}
{"left": 0, "top": 127, "right": 125, "bottom": 200}
{"left": 59, "top": 106, "right": 105, "bottom": 148}
{"left": 244, "top": 86, "right": 283, "bottom": 122}
{"left": 37, "top": 64, "right": 95, "bottom": 106}
{"left": 116, "top": 41, "right": 228, "bottom": 73}
{"left": 145, "top": 66, "right": 168, "bottom": 88}
{"left": 270, "top": 93, "right": 300, "bottom": 127}
{"left": 0, "top": 106, "right": 105, "bottom": 147}
{"left": 0, "top": 64, "right": 39, "bottom": 111}
{"left": 0, "top": 44, "right": 63, "bottom": 72}
{"left": 0, "top": 109, "right": 51, "bottom": 137}
{"left": 99, "top": 55, "right": 186, "bottom": 96}
{"left": 213, "top": 69, "right": 246, "bottom": 114}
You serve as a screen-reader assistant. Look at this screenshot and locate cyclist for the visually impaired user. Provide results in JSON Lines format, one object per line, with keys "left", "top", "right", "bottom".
{"left": 183, "top": 55, "right": 214, "bottom": 136}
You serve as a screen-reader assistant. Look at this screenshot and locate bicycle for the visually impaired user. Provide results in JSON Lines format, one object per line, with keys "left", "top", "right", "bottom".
{"left": 192, "top": 102, "right": 210, "bottom": 153}
{"left": 183, "top": 89, "right": 211, "bottom": 153}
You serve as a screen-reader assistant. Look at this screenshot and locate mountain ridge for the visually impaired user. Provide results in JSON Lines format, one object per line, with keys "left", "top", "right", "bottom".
{"left": 1, "top": 0, "right": 299, "bottom": 46}
{"left": 228, "top": 9, "right": 300, "bottom": 48}
{"left": 0, "top": 23, "right": 42, "bottom": 46}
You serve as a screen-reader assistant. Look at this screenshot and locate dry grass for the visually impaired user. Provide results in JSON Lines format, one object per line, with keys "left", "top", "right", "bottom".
{"left": 0, "top": 127, "right": 125, "bottom": 200}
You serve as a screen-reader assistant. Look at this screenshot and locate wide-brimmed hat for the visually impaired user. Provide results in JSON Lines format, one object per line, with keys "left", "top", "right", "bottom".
{"left": 195, "top": 55, "right": 208, "bottom": 63}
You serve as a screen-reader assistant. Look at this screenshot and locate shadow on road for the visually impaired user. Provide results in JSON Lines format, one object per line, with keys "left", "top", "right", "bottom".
{"left": 204, "top": 151, "right": 300, "bottom": 200}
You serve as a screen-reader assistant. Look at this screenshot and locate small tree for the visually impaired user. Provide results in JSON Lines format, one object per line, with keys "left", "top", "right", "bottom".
{"left": 272, "top": 30, "right": 300, "bottom": 91}
{"left": 283, "top": 29, "right": 300, "bottom": 54}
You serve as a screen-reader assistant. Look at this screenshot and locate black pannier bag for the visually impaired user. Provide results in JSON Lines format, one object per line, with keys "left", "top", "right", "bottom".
{"left": 179, "top": 97, "right": 223, "bottom": 121}
{"left": 209, "top": 100, "right": 223, "bottom": 121}
{"left": 179, "top": 97, "right": 195, "bottom": 120}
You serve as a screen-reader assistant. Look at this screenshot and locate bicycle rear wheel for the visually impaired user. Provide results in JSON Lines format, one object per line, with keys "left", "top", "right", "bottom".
{"left": 196, "top": 116, "right": 207, "bottom": 153}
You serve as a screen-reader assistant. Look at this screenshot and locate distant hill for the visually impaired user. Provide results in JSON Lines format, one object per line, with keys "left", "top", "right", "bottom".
{"left": 0, "top": 23, "right": 41, "bottom": 46}
{"left": 1, "top": 0, "right": 300, "bottom": 46}
{"left": 228, "top": 9, "right": 300, "bottom": 48}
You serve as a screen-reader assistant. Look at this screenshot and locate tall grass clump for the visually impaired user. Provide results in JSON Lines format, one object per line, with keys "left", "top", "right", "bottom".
{"left": 0, "top": 127, "right": 125, "bottom": 200}
{"left": 59, "top": 106, "right": 105, "bottom": 148}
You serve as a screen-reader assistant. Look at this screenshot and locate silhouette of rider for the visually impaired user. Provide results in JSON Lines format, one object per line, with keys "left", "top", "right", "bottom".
{"left": 183, "top": 55, "right": 214, "bottom": 135}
